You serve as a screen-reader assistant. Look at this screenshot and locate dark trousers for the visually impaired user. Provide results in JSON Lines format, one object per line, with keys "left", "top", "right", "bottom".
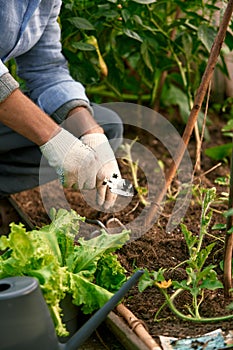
{"left": 0, "top": 103, "right": 123, "bottom": 196}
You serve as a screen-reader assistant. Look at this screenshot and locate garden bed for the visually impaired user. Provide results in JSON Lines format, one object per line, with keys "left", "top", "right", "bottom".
{"left": 12, "top": 115, "right": 233, "bottom": 349}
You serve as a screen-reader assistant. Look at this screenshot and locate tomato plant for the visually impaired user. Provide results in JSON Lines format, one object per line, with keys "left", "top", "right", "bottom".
{"left": 60, "top": 0, "right": 233, "bottom": 118}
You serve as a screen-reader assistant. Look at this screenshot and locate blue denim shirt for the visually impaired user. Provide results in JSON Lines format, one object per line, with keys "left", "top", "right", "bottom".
{"left": 0, "top": 0, "right": 90, "bottom": 119}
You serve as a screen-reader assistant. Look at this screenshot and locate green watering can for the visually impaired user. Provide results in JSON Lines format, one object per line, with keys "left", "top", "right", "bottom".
{"left": 0, "top": 270, "right": 143, "bottom": 350}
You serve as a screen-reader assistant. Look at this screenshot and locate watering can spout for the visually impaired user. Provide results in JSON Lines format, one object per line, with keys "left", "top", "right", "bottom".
{"left": 62, "top": 269, "right": 144, "bottom": 350}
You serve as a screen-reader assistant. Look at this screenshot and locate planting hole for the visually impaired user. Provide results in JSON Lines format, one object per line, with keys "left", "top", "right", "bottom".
{"left": 0, "top": 283, "right": 11, "bottom": 292}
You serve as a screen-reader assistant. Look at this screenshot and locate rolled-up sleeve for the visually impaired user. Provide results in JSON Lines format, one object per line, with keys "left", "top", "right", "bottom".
{"left": 15, "top": 1, "right": 91, "bottom": 122}
{"left": 0, "top": 60, "right": 9, "bottom": 76}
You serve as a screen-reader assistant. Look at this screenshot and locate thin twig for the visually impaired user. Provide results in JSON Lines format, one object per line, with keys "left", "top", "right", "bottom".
{"left": 193, "top": 162, "right": 222, "bottom": 181}
{"left": 194, "top": 81, "right": 212, "bottom": 174}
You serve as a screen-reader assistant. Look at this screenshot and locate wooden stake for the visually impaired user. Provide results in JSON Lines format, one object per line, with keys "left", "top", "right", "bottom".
{"left": 144, "top": 0, "right": 233, "bottom": 229}
{"left": 224, "top": 140, "right": 233, "bottom": 297}
{"left": 116, "top": 303, "right": 161, "bottom": 350}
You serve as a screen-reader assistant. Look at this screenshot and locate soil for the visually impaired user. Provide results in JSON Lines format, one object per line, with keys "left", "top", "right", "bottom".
{"left": 11, "top": 113, "right": 233, "bottom": 347}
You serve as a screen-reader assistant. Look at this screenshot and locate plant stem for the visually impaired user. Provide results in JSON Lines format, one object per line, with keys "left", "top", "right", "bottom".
{"left": 123, "top": 141, "right": 150, "bottom": 206}
{"left": 162, "top": 289, "right": 233, "bottom": 322}
{"left": 86, "top": 86, "right": 151, "bottom": 101}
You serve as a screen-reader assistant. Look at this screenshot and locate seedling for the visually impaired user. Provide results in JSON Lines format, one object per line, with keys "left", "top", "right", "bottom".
{"left": 120, "top": 138, "right": 150, "bottom": 206}
{"left": 138, "top": 188, "right": 233, "bottom": 323}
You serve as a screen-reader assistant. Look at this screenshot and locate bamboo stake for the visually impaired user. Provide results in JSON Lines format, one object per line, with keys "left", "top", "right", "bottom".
{"left": 224, "top": 140, "right": 233, "bottom": 297}
{"left": 116, "top": 303, "right": 161, "bottom": 350}
{"left": 144, "top": 0, "right": 233, "bottom": 229}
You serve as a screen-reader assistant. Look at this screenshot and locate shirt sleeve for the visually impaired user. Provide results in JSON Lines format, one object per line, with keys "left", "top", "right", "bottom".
{"left": 15, "top": 1, "right": 91, "bottom": 122}
{"left": 0, "top": 60, "right": 9, "bottom": 76}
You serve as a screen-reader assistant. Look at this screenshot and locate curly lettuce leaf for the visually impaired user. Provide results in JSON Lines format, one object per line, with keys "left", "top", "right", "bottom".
{"left": 95, "top": 253, "right": 127, "bottom": 292}
{"left": 69, "top": 229, "right": 130, "bottom": 273}
{"left": 69, "top": 272, "right": 113, "bottom": 314}
{"left": 0, "top": 208, "right": 129, "bottom": 337}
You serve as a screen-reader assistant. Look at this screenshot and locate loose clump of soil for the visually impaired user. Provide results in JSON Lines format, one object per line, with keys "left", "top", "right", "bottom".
{"left": 12, "top": 114, "right": 233, "bottom": 344}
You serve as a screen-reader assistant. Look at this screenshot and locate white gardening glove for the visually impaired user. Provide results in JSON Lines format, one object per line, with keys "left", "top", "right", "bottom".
{"left": 81, "top": 133, "right": 121, "bottom": 209}
{"left": 40, "top": 128, "right": 98, "bottom": 189}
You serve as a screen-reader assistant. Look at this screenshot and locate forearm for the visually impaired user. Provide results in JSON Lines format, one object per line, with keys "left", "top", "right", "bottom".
{"left": 0, "top": 89, "right": 61, "bottom": 146}
{"left": 64, "top": 106, "right": 104, "bottom": 137}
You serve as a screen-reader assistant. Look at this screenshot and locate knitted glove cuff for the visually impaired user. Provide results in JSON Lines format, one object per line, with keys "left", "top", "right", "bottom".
{"left": 40, "top": 128, "right": 77, "bottom": 168}
{"left": 0, "top": 73, "right": 19, "bottom": 103}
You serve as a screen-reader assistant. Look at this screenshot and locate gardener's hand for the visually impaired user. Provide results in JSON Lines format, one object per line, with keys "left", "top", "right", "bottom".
{"left": 81, "top": 133, "right": 121, "bottom": 209}
{"left": 40, "top": 128, "right": 98, "bottom": 190}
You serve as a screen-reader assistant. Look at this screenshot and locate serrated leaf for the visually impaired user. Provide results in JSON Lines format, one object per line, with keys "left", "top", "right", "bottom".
{"left": 180, "top": 223, "right": 197, "bottom": 252}
{"left": 200, "top": 277, "right": 223, "bottom": 290}
{"left": 173, "top": 280, "right": 192, "bottom": 292}
{"left": 203, "top": 187, "right": 216, "bottom": 207}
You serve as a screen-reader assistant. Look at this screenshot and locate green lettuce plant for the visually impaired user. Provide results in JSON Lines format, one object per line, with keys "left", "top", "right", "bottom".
{"left": 0, "top": 208, "right": 130, "bottom": 336}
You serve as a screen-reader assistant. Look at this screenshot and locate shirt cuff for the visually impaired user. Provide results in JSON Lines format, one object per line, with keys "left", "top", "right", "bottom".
{"left": 0, "top": 60, "right": 9, "bottom": 76}
{"left": 0, "top": 73, "right": 19, "bottom": 103}
{"left": 36, "top": 80, "right": 91, "bottom": 117}
{"left": 51, "top": 99, "right": 93, "bottom": 124}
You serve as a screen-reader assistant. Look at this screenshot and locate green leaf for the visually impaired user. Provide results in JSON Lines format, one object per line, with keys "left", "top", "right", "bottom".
{"left": 162, "top": 85, "right": 209, "bottom": 138}
{"left": 224, "top": 31, "right": 233, "bottom": 51}
{"left": 123, "top": 28, "right": 143, "bottom": 42}
{"left": 131, "top": 0, "right": 156, "bottom": 3}
{"left": 205, "top": 143, "right": 232, "bottom": 161}
{"left": 182, "top": 32, "right": 193, "bottom": 59}
{"left": 196, "top": 244, "right": 216, "bottom": 270}
{"left": 95, "top": 253, "right": 127, "bottom": 292}
{"left": 222, "top": 119, "right": 233, "bottom": 132}
{"left": 172, "top": 280, "right": 192, "bottom": 293}
{"left": 72, "top": 42, "right": 96, "bottom": 51}
{"left": 137, "top": 269, "right": 155, "bottom": 292}
{"left": 67, "top": 17, "right": 95, "bottom": 30}
{"left": 224, "top": 207, "right": 233, "bottom": 218}
{"left": 202, "top": 188, "right": 216, "bottom": 214}
{"left": 71, "top": 229, "right": 129, "bottom": 273}
{"left": 141, "top": 41, "right": 153, "bottom": 71}
{"left": 199, "top": 269, "right": 223, "bottom": 290}
{"left": 0, "top": 209, "right": 128, "bottom": 337}
{"left": 69, "top": 273, "right": 113, "bottom": 314}
{"left": 212, "top": 223, "right": 226, "bottom": 230}
{"left": 180, "top": 223, "right": 197, "bottom": 253}
{"left": 197, "top": 24, "right": 216, "bottom": 52}
{"left": 214, "top": 176, "right": 229, "bottom": 186}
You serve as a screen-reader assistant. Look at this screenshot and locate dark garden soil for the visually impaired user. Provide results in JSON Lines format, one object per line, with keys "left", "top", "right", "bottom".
{"left": 12, "top": 113, "right": 233, "bottom": 346}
